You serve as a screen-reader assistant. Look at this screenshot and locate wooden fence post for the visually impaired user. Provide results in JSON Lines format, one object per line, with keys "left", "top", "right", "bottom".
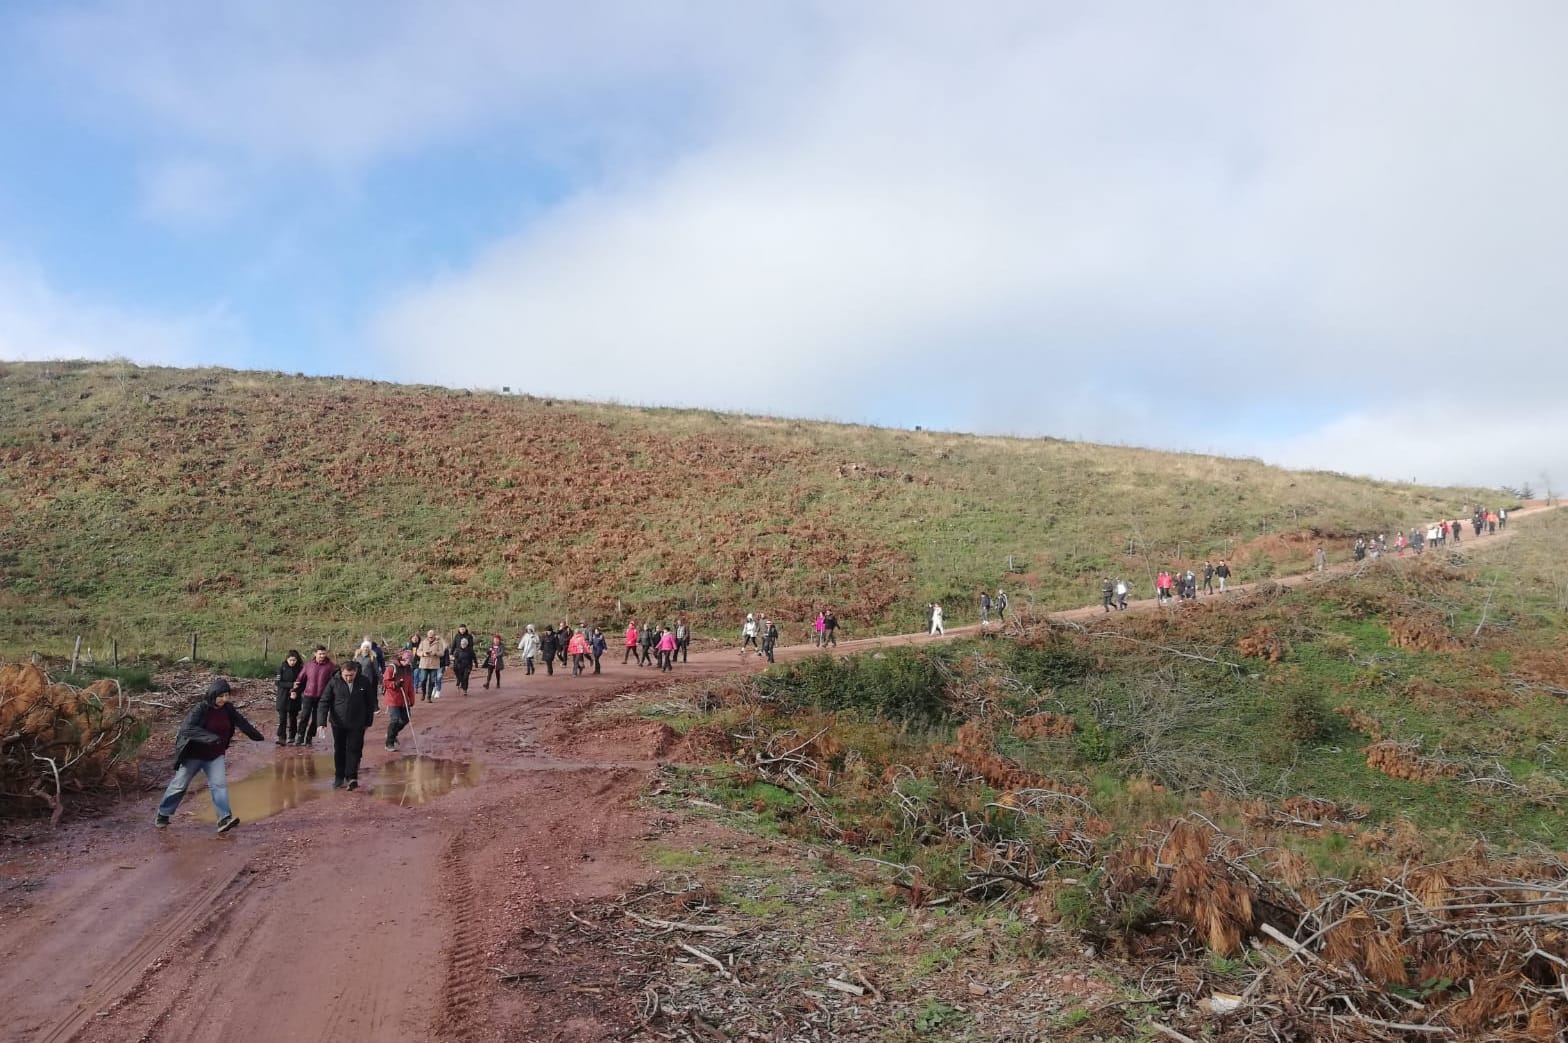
{"left": 112, "top": 639, "right": 119, "bottom": 669}
{"left": 70, "top": 635, "right": 81, "bottom": 675}
{"left": 263, "top": 634, "right": 270, "bottom": 661}
{"left": 190, "top": 633, "right": 198, "bottom": 662}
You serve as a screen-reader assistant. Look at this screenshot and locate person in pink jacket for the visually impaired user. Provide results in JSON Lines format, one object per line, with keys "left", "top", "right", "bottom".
{"left": 567, "top": 629, "right": 592, "bottom": 676}
{"left": 813, "top": 612, "right": 826, "bottom": 647}
{"left": 656, "top": 627, "right": 678, "bottom": 672}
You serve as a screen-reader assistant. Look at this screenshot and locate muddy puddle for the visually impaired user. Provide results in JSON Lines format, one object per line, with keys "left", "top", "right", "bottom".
{"left": 370, "top": 755, "right": 481, "bottom": 806}
{"left": 190, "top": 754, "right": 479, "bottom": 822}
{"left": 193, "top": 754, "right": 335, "bottom": 823}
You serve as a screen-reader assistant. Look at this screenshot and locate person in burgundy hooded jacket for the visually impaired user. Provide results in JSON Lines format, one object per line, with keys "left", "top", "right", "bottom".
{"left": 155, "top": 678, "right": 263, "bottom": 832}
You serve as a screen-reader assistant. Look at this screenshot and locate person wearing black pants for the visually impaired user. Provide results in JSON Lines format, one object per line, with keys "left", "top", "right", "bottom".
{"left": 320, "top": 661, "right": 377, "bottom": 790}
{"left": 591, "top": 629, "right": 606, "bottom": 674}
{"left": 674, "top": 620, "right": 689, "bottom": 663}
{"left": 450, "top": 625, "right": 478, "bottom": 694}
{"left": 274, "top": 650, "right": 304, "bottom": 746}
{"left": 539, "top": 628, "right": 557, "bottom": 675}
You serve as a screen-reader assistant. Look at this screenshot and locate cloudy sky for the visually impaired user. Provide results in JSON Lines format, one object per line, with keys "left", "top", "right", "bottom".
{"left": 1, "top": 1, "right": 1563, "bottom": 489}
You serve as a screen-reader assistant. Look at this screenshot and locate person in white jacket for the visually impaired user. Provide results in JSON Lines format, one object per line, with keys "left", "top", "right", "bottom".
{"left": 929, "top": 602, "right": 944, "bottom": 635}
{"left": 517, "top": 624, "right": 540, "bottom": 676}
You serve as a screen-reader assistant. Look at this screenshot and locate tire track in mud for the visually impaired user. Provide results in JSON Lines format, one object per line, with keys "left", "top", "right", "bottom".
{"left": 34, "top": 857, "right": 254, "bottom": 1043}
{"left": 437, "top": 831, "right": 486, "bottom": 1042}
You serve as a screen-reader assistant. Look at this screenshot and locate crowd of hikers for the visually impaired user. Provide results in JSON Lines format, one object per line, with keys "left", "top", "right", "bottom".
{"left": 154, "top": 506, "right": 1524, "bottom": 831}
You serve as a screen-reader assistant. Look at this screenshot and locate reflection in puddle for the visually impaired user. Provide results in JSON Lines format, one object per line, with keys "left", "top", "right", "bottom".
{"left": 194, "top": 754, "right": 335, "bottom": 823}
{"left": 371, "top": 756, "right": 481, "bottom": 806}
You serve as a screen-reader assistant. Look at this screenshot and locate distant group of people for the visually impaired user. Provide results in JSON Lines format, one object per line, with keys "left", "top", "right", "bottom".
{"left": 1099, "top": 561, "right": 1231, "bottom": 612}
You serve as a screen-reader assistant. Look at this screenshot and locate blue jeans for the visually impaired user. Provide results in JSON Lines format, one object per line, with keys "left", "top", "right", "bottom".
{"left": 158, "top": 756, "right": 231, "bottom": 820}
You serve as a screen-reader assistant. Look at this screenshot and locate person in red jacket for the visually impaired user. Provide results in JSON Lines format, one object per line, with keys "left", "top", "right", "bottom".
{"left": 291, "top": 646, "right": 336, "bottom": 747}
{"left": 567, "top": 628, "right": 592, "bottom": 676}
{"left": 623, "top": 622, "right": 639, "bottom": 664}
{"left": 383, "top": 651, "right": 416, "bottom": 752}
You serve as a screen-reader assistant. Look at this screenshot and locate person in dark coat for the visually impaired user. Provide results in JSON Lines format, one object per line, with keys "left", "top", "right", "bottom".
{"left": 450, "top": 625, "right": 478, "bottom": 694}
{"left": 590, "top": 628, "right": 607, "bottom": 674}
{"left": 156, "top": 678, "right": 263, "bottom": 832}
{"left": 274, "top": 649, "right": 304, "bottom": 746}
{"left": 761, "top": 618, "right": 778, "bottom": 663}
{"left": 539, "top": 626, "right": 558, "bottom": 676}
{"left": 320, "top": 661, "right": 378, "bottom": 790}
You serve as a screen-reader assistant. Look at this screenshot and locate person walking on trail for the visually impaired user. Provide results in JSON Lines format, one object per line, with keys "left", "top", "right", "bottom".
{"left": 1315, "top": 545, "right": 1327, "bottom": 572}
{"left": 623, "top": 621, "right": 639, "bottom": 664}
{"left": 567, "top": 628, "right": 592, "bottom": 676}
{"left": 979, "top": 590, "right": 992, "bottom": 626}
{"left": 1215, "top": 560, "right": 1232, "bottom": 592}
{"left": 416, "top": 630, "right": 446, "bottom": 701}
{"left": 483, "top": 633, "right": 505, "bottom": 688}
{"left": 1184, "top": 570, "right": 1198, "bottom": 600}
{"left": 450, "top": 625, "right": 478, "bottom": 695}
{"left": 1487, "top": 510, "right": 1498, "bottom": 535}
{"left": 355, "top": 641, "right": 380, "bottom": 690}
{"left": 274, "top": 649, "right": 304, "bottom": 746}
{"left": 538, "top": 626, "right": 557, "bottom": 675}
{"left": 813, "top": 611, "right": 826, "bottom": 647}
{"left": 741, "top": 614, "right": 759, "bottom": 655}
{"left": 1115, "top": 578, "right": 1129, "bottom": 610}
{"left": 292, "top": 646, "right": 336, "bottom": 746}
{"left": 383, "top": 651, "right": 415, "bottom": 752}
{"left": 403, "top": 631, "right": 422, "bottom": 689}
{"left": 1101, "top": 578, "right": 1114, "bottom": 613}
{"left": 1202, "top": 561, "right": 1215, "bottom": 596}
{"left": 929, "top": 602, "right": 944, "bottom": 635}
{"left": 1500, "top": 507, "right": 1508, "bottom": 530}
{"left": 591, "top": 628, "right": 607, "bottom": 674}
{"left": 156, "top": 678, "right": 263, "bottom": 831}
{"left": 321, "top": 660, "right": 377, "bottom": 790}
{"left": 674, "top": 619, "right": 690, "bottom": 663}
{"left": 1450, "top": 519, "right": 1462, "bottom": 544}
{"left": 762, "top": 617, "right": 779, "bottom": 663}
{"left": 518, "top": 625, "right": 539, "bottom": 676}
{"left": 636, "top": 621, "right": 655, "bottom": 666}
{"left": 823, "top": 608, "right": 839, "bottom": 647}
{"left": 996, "top": 590, "right": 1008, "bottom": 623}
{"left": 657, "top": 626, "right": 678, "bottom": 671}
{"left": 1155, "top": 570, "right": 1171, "bottom": 604}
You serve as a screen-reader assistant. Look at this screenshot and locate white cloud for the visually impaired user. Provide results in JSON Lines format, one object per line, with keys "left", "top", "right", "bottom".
{"left": 0, "top": 256, "right": 236, "bottom": 366}
{"left": 138, "top": 157, "right": 237, "bottom": 228}
{"left": 23, "top": 2, "right": 1568, "bottom": 486}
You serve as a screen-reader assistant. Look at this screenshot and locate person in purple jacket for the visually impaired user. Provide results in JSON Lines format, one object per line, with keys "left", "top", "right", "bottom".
{"left": 291, "top": 645, "right": 336, "bottom": 746}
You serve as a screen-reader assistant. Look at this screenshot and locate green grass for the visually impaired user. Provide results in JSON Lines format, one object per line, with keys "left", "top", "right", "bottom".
{"left": 0, "top": 360, "right": 1501, "bottom": 662}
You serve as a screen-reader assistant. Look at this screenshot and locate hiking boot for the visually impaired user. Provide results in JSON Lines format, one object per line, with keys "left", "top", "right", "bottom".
{"left": 347, "top": 779, "right": 359, "bottom": 791}
{"left": 216, "top": 815, "right": 240, "bottom": 834}
{"left": 155, "top": 814, "right": 170, "bottom": 829}
{"left": 332, "top": 779, "right": 344, "bottom": 790}
{"left": 274, "top": 737, "right": 286, "bottom": 746}
{"left": 384, "top": 743, "right": 397, "bottom": 752}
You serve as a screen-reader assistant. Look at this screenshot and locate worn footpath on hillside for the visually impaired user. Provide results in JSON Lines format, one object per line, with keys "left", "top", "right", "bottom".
{"left": 0, "top": 505, "right": 1552, "bottom": 1042}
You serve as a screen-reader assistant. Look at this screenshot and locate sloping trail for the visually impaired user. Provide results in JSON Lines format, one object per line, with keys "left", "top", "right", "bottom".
{"left": 0, "top": 504, "right": 1554, "bottom": 1042}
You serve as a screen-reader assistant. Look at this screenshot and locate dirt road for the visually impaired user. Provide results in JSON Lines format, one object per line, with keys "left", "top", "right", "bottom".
{"left": 0, "top": 505, "right": 1552, "bottom": 1042}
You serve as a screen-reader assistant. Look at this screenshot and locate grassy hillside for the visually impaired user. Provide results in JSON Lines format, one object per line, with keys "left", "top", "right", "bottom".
{"left": 617, "top": 509, "right": 1568, "bottom": 1040}
{"left": 0, "top": 360, "right": 1498, "bottom": 662}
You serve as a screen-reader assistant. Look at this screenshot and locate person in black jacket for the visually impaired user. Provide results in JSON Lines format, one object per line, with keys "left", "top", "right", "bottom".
{"left": 539, "top": 626, "right": 558, "bottom": 675}
{"left": 156, "top": 678, "right": 263, "bottom": 832}
{"left": 274, "top": 649, "right": 304, "bottom": 746}
{"left": 320, "top": 661, "right": 378, "bottom": 790}
{"left": 450, "top": 625, "right": 478, "bottom": 694}
{"left": 761, "top": 618, "right": 778, "bottom": 663}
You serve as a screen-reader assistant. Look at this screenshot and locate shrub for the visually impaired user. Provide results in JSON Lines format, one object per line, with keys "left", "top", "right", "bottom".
{"left": 756, "top": 648, "right": 953, "bottom": 725}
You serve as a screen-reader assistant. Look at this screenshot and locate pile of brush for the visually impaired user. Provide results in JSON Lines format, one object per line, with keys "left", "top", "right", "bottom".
{"left": 0, "top": 661, "right": 145, "bottom": 824}
{"left": 1094, "top": 817, "right": 1568, "bottom": 1040}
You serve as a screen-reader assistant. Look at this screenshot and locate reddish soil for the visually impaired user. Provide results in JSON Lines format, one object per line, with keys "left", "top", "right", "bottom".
{"left": 0, "top": 505, "right": 1552, "bottom": 1042}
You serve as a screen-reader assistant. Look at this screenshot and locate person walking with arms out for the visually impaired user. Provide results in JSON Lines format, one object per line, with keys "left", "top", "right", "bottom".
{"left": 155, "top": 679, "right": 263, "bottom": 832}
